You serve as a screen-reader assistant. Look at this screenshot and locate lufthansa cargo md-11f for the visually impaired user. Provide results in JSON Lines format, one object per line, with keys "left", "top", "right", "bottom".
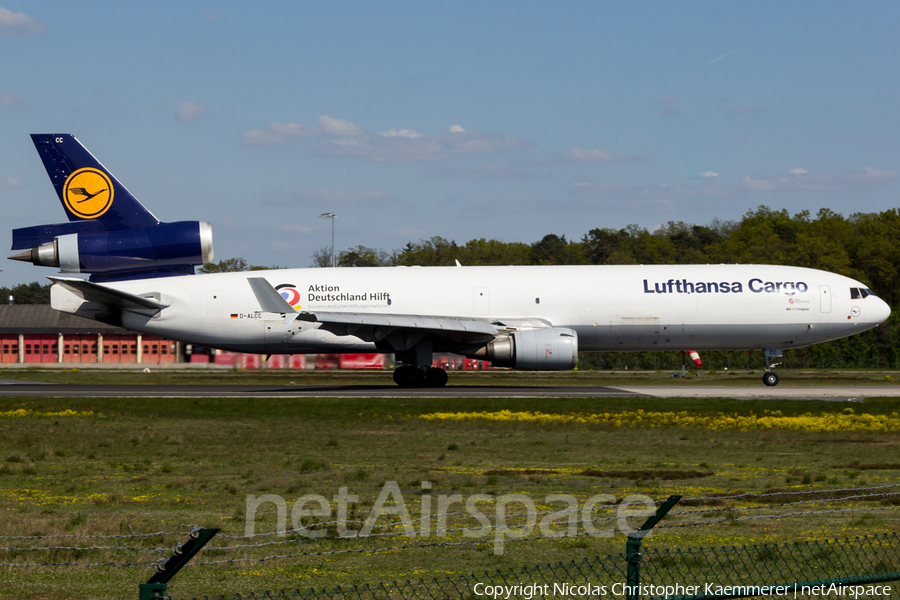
{"left": 9, "top": 135, "right": 891, "bottom": 387}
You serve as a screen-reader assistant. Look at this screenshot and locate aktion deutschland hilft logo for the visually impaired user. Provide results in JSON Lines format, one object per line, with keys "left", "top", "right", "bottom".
{"left": 63, "top": 168, "right": 114, "bottom": 219}
{"left": 275, "top": 284, "right": 302, "bottom": 310}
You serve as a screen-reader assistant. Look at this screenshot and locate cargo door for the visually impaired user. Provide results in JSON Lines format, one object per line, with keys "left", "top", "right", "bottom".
{"left": 820, "top": 286, "right": 832, "bottom": 314}
{"left": 616, "top": 316, "right": 660, "bottom": 348}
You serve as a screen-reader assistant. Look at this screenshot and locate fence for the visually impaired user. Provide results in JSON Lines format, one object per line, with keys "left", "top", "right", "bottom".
{"left": 161, "top": 533, "right": 899, "bottom": 600}
{"left": 144, "top": 496, "right": 900, "bottom": 600}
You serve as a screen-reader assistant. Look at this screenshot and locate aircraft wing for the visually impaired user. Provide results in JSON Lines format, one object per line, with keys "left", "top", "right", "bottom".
{"left": 247, "top": 277, "right": 498, "bottom": 342}
{"left": 297, "top": 310, "right": 499, "bottom": 340}
{"left": 48, "top": 276, "right": 170, "bottom": 311}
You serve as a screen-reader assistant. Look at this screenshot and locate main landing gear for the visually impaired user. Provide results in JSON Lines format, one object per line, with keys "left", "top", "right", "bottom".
{"left": 393, "top": 365, "right": 448, "bottom": 388}
{"left": 393, "top": 340, "right": 448, "bottom": 388}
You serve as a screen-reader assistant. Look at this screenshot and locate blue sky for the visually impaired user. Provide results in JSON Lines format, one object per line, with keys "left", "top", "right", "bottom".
{"left": 1, "top": 2, "right": 898, "bottom": 285}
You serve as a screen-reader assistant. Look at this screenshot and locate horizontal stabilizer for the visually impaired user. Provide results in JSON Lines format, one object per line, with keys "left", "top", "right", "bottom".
{"left": 47, "top": 276, "right": 169, "bottom": 311}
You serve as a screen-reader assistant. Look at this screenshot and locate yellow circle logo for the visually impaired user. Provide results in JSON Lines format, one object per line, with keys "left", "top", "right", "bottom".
{"left": 63, "top": 168, "right": 114, "bottom": 219}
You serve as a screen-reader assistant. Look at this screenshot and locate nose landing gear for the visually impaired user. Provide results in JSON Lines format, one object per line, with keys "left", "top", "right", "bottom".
{"left": 762, "top": 349, "right": 782, "bottom": 386}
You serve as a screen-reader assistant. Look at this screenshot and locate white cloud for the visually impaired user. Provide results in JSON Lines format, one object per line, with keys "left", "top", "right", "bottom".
{"left": 0, "top": 91, "right": 22, "bottom": 108}
{"left": 274, "top": 122, "right": 318, "bottom": 136}
{"left": 244, "top": 117, "right": 529, "bottom": 163}
{"left": 742, "top": 176, "right": 778, "bottom": 191}
{"left": 314, "top": 128, "right": 531, "bottom": 164}
{"left": 2, "top": 175, "right": 23, "bottom": 188}
{"left": 242, "top": 121, "right": 319, "bottom": 145}
{"left": 318, "top": 115, "right": 363, "bottom": 136}
{"left": 429, "top": 163, "right": 536, "bottom": 180}
{"left": 379, "top": 129, "right": 423, "bottom": 139}
{"left": 569, "top": 147, "right": 627, "bottom": 162}
{"left": 284, "top": 223, "right": 313, "bottom": 233}
{"left": 844, "top": 167, "right": 898, "bottom": 183}
{"left": 655, "top": 95, "right": 681, "bottom": 116}
{"left": 700, "top": 171, "right": 719, "bottom": 178}
{"left": 202, "top": 7, "right": 221, "bottom": 22}
{"left": 523, "top": 147, "right": 647, "bottom": 166}
{"left": 0, "top": 7, "right": 45, "bottom": 36}
{"left": 169, "top": 100, "right": 206, "bottom": 122}
{"left": 741, "top": 166, "right": 897, "bottom": 192}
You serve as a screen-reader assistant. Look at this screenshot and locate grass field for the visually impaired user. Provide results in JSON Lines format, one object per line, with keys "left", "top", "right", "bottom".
{"left": 0, "top": 372, "right": 898, "bottom": 599}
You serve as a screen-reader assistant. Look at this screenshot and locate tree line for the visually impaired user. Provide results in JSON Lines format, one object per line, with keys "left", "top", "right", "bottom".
{"left": 4, "top": 206, "right": 898, "bottom": 368}
{"left": 304, "top": 206, "right": 898, "bottom": 301}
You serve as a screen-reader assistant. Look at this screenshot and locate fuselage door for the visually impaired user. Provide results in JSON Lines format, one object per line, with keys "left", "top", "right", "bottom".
{"left": 616, "top": 316, "right": 660, "bottom": 348}
{"left": 819, "top": 286, "right": 832, "bottom": 314}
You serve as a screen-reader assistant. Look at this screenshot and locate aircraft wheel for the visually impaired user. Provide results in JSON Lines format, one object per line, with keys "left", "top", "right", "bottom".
{"left": 424, "top": 367, "right": 448, "bottom": 388}
{"left": 393, "top": 366, "right": 422, "bottom": 388}
{"left": 762, "top": 371, "right": 780, "bottom": 387}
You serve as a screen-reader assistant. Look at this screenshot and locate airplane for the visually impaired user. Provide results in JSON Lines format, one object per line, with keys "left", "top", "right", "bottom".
{"left": 8, "top": 134, "right": 892, "bottom": 387}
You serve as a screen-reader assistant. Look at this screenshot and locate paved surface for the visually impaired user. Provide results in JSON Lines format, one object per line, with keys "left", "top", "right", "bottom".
{"left": 1, "top": 380, "right": 899, "bottom": 399}
{"left": 0, "top": 383, "right": 642, "bottom": 398}
{"left": 619, "top": 386, "right": 900, "bottom": 401}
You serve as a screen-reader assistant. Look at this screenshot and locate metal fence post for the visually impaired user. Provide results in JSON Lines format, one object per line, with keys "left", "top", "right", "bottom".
{"left": 139, "top": 582, "right": 169, "bottom": 600}
{"left": 140, "top": 527, "right": 219, "bottom": 600}
{"left": 625, "top": 495, "right": 681, "bottom": 600}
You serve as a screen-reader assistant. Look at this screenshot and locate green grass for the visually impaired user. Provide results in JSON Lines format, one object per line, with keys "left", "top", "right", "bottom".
{"left": 0, "top": 393, "right": 898, "bottom": 599}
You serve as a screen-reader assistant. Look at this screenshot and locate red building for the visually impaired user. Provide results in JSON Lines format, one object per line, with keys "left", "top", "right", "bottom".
{"left": 0, "top": 305, "right": 178, "bottom": 365}
{"left": 0, "top": 305, "right": 389, "bottom": 369}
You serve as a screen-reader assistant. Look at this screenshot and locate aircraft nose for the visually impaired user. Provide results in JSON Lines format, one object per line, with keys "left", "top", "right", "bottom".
{"left": 871, "top": 297, "right": 892, "bottom": 325}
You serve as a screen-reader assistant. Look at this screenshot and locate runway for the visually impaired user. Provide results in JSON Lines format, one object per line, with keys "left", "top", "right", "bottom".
{"left": 1, "top": 380, "right": 899, "bottom": 400}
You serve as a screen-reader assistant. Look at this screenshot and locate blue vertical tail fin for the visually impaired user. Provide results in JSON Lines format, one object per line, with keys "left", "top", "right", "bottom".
{"left": 30, "top": 134, "right": 159, "bottom": 230}
{"left": 10, "top": 134, "right": 213, "bottom": 282}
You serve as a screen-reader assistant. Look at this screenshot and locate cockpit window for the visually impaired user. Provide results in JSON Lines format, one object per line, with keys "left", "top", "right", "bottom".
{"left": 851, "top": 287, "right": 877, "bottom": 299}
{"left": 851, "top": 288, "right": 860, "bottom": 299}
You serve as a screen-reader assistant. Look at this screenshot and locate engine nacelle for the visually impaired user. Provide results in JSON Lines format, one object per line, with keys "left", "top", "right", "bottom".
{"left": 10, "top": 221, "right": 213, "bottom": 279}
{"left": 473, "top": 328, "right": 578, "bottom": 370}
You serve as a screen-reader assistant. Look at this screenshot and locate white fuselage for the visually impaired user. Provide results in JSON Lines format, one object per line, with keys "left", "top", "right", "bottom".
{"left": 57, "top": 264, "right": 889, "bottom": 357}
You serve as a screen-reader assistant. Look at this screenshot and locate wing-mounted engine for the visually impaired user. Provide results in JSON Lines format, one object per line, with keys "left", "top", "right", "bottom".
{"left": 10, "top": 221, "right": 213, "bottom": 281}
{"left": 470, "top": 328, "right": 578, "bottom": 370}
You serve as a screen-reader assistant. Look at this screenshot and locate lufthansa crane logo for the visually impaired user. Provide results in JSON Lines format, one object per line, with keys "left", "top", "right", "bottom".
{"left": 63, "top": 168, "right": 114, "bottom": 219}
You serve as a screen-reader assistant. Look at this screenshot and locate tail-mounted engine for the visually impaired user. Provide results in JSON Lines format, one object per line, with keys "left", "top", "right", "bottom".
{"left": 9, "top": 221, "right": 213, "bottom": 281}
